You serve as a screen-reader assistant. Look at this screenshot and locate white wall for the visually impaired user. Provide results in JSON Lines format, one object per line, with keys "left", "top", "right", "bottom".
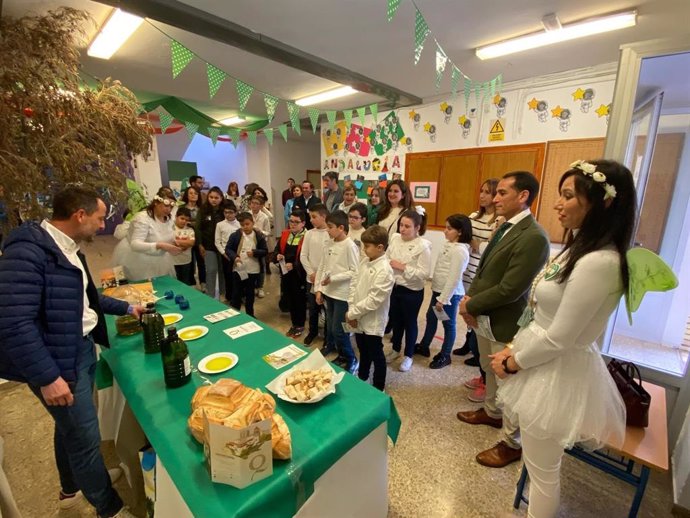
{"left": 132, "top": 137, "right": 162, "bottom": 198}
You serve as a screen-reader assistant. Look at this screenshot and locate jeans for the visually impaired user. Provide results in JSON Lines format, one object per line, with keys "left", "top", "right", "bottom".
{"left": 174, "top": 262, "right": 195, "bottom": 286}
{"left": 30, "top": 337, "right": 123, "bottom": 518}
{"left": 204, "top": 250, "right": 224, "bottom": 299}
{"left": 324, "top": 295, "right": 354, "bottom": 362}
{"left": 419, "top": 292, "right": 460, "bottom": 357}
{"left": 220, "top": 256, "right": 234, "bottom": 301}
{"left": 355, "top": 333, "right": 386, "bottom": 390}
{"left": 231, "top": 272, "right": 258, "bottom": 317}
{"left": 390, "top": 285, "right": 425, "bottom": 358}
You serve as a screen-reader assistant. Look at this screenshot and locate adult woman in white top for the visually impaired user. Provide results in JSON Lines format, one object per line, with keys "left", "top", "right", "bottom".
{"left": 112, "top": 194, "right": 182, "bottom": 281}
{"left": 385, "top": 208, "right": 432, "bottom": 372}
{"left": 490, "top": 159, "right": 635, "bottom": 518}
{"left": 376, "top": 180, "right": 412, "bottom": 236}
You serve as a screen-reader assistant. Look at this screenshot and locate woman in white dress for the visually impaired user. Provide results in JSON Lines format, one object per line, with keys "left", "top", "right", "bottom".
{"left": 376, "top": 180, "right": 412, "bottom": 237}
{"left": 112, "top": 193, "right": 182, "bottom": 281}
{"left": 490, "top": 159, "right": 637, "bottom": 518}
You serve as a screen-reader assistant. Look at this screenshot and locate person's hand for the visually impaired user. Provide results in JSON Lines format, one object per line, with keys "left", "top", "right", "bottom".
{"left": 234, "top": 257, "right": 242, "bottom": 265}
{"left": 347, "top": 318, "right": 358, "bottom": 328}
{"left": 198, "top": 245, "right": 206, "bottom": 258}
{"left": 247, "top": 250, "right": 254, "bottom": 258}
{"left": 315, "top": 292, "right": 324, "bottom": 305}
{"left": 459, "top": 296, "right": 471, "bottom": 315}
{"left": 489, "top": 350, "right": 518, "bottom": 379}
{"left": 435, "top": 301, "right": 443, "bottom": 312}
{"left": 470, "top": 237, "right": 481, "bottom": 253}
{"left": 129, "top": 305, "right": 146, "bottom": 319}
{"left": 158, "top": 242, "right": 183, "bottom": 256}
{"left": 462, "top": 313, "right": 478, "bottom": 328}
{"left": 321, "top": 275, "right": 331, "bottom": 286}
{"left": 389, "top": 259, "right": 405, "bottom": 271}
{"left": 285, "top": 263, "right": 294, "bottom": 272}
{"left": 41, "top": 377, "right": 73, "bottom": 406}
{"left": 276, "top": 254, "right": 285, "bottom": 261}
{"left": 175, "top": 237, "right": 194, "bottom": 249}
{"left": 309, "top": 272, "right": 316, "bottom": 283}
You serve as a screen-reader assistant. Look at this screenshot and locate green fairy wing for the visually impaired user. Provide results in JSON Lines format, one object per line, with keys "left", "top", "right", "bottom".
{"left": 126, "top": 178, "right": 148, "bottom": 219}
{"left": 625, "top": 247, "right": 678, "bottom": 324}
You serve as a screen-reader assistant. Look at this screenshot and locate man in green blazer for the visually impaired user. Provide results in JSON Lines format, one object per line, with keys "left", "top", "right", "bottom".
{"left": 458, "top": 171, "right": 550, "bottom": 468}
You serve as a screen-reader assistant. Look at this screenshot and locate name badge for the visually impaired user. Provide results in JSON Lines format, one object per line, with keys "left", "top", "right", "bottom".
{"left": 544, "top": 263, "right": 561, "bottom": 281}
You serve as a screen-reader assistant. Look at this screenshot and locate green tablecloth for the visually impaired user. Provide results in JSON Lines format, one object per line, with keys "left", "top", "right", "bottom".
{"left": 101, "top": 277, "right": 401, "bottom": 518}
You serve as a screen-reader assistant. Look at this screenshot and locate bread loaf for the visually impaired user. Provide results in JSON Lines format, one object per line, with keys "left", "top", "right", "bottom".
{"left": 271, "top": 413, "right": 292, "bottom": 460}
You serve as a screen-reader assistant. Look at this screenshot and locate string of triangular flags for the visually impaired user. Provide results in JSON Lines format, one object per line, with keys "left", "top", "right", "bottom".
{"left": 387, "top": 0, "right": 503, "bottom": 111}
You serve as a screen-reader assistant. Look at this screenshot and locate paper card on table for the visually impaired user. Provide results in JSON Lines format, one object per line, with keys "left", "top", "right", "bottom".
{"left": 474, "top": 315, "right": 496, "bottom": 341}
{"left": 203, "top": 308, "right": 240, "bottom": 324}
{"left": 433, "top": 307, "right": 450, "bottom": 322}
{"left": 278, "top": 258, "right": 289, "bottom": 275}
{"left": 223, "top": 321, "right": 263, "bottom": 340}
{"left": 262, "top": 344, "right": 308, "bottom": 369}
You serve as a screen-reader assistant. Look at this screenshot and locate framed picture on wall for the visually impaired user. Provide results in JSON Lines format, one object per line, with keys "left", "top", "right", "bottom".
{"left": 410, "top": 182, "right": 438, "bottom": 202}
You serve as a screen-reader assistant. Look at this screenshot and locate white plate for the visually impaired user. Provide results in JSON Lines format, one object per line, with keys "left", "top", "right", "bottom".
{"left": 198, "top": 352, "right": 239, "bottom": 374}
{"left": 177, "top": 325, "right": 209, "bottom": 341}
{"left": 161, "top": 313, "right": 183, "bottom": 326}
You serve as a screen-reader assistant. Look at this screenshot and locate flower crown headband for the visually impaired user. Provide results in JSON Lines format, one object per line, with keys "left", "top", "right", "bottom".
{"left": 570, "top": 160, "right": 617, "bottom": 200}
{"left": 153, "top": 195, "right": 175, "bottom": 206}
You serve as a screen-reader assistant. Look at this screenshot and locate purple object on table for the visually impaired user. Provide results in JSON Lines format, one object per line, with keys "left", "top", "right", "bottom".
{"left": 179, "top": 300, "right": 190, "bottom": 310}
{"left": 164, "top": 290, "right": 174, "bottom": 299}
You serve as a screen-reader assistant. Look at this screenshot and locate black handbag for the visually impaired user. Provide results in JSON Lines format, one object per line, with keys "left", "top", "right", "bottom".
{"left": 607, "top": 359, "right": 651, "bottom": 428}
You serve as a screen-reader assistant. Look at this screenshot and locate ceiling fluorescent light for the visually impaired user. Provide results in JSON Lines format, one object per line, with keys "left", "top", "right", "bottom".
{"left": 476, "top": 10, "right": 637, "bottom": 60}
{"left": 218, "top": 116, "right": 245, "bottom": 126}
{"left": 87, "top": 9, "right": 144, "bottom": 59}
{"left": 295, "top": 86, "right": 357, "bottom": 107}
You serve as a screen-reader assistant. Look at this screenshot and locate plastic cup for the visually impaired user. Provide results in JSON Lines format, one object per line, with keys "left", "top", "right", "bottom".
{"left": 164, "top": 290, "right": 174, "bottom": 300}
{"left": 175, "top": 294, "right": 185, "bottom": 304}
{"left": 179, "top": 300, "right": 190, "bottom": 310}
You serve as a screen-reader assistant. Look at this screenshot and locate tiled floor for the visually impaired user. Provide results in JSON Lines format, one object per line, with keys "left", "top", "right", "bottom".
{"left": 0, "top": 235, "right": 676, "bottom": 517}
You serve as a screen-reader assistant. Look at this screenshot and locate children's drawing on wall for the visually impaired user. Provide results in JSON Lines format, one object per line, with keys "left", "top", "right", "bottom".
{"left": 401, "top": 136, "right": 413, "bottom": 152}
{"left": 392, "top": 173, "right": 402, "bottom": 180}
{"left": 440, "top": 102, "right": 453, "bottom": 124}
{"left": 596, "top": 103, "right": 611, "bottom": 125}
{"left": 493, "top": 94, "right": 507, "bottom": 117}
{"left": 322, "top": 121, "right": 348, "bottom": 157}
{"left": 458, "top": 115, "right": 472, "bottom": 138}
{"left": 551, "top": 105, "right": 571, "bottom": 132}
{"left": 368, "top": 112, "right": 405, "bottom": 156}
{"left": 346, "top": 124, "right": 372, "bottom": 156}
{"left": 573, "top": 87, "right": 596, "bottom": 113}
{"left": 409, "top": 110, "right": 421, "bottom": 131}
{"left": 527, "top": 97, "right": 550, "bottom": 123}
{"left": 423, "top": 122, "right": 437, "bottom": 143}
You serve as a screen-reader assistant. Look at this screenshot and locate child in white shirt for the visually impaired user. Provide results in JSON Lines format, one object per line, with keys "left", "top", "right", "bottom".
{"left": 171, "top": 207, "right": 196, "bottom": 285}
{"left": 216, "top": 202, "right": 240, "bottom": 301}
{"left": 335, "top": 185, "right": 357, "bottom": 213}
{"left": 250, "top": 196, "right": 271, "bottom": 298}
{"left": 300, "top": 204, "right": 331, "bottom": 344}
{"left": 346, "top": 225, "right": 394, "bottom": 391}
{"left": 416, "top": 214, "right": 472, "bottom": 369}
{"left": 347, "top": 203, "right": 367, "bottom": 260}
{"left": 315, "top": 211, "right": 359, "bottom": 373}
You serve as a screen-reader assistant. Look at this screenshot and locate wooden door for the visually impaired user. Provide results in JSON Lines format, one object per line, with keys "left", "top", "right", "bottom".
{"left": 438, "top": 154, "right": 481, "bottom": 224}
{"left": 407, "top": 155, "right": 442, "bottom": 225}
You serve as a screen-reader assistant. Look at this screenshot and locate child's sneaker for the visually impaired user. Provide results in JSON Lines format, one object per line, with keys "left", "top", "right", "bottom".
{"left": 385, "top": 349, "right": 401, "bottom": 364}
{"left": 291, "top": 327, "right": 304, "bottom": 338}
{"left": 467, "top": 383, "right": 486, "bottom": 403}
{"left": 257, "top": 288, "right": 266, "bottom": 298}
{"left": 464, "top": 376, "right": 483, "bottom": 390}
{"left": 398, "top": 356, "right": 413, "bottom": 372}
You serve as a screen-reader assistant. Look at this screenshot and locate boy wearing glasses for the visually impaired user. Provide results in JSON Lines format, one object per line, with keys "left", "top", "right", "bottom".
{"left": 274, "top": 209, "right": 308, "bottom": 337}
{"left": 347, "top": 202, "right": 367, "bottom": 260}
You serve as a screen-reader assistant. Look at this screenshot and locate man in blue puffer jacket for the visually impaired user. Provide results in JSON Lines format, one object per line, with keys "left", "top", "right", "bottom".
{"left": 0, "top": 186, "right": 143, "bottom": 518}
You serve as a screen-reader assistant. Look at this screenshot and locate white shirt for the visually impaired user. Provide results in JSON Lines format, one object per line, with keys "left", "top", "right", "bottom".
{"left": 252, "top": 210, "right": 270, "bottom": 237}
{"left": 501, "top": 208, "right": 532, "bottom": 240}
{"left": 347, "top": 255, "right": 395, "bottom": 337}
{"left": 462, "top": 212, "right": 495, "bottom": 289}
{"left": 377, "top": 207, "right": 403, "bottom": 236}
{"left": 172, "top": 225, "right": 195, "bottom": 266}
{"left": 238, "top": 231, "right": 260, "bottom": 274}
{"left": 215, "top": 219, "right": 240, "bottom": 255}
{"left": 128, "top": 211, "right": 174, "bottom": 255}
{"left": 335, "top": 201, "right": 356, "bottom": 213}
{"left": 432, "top": 242, "right": 471, "bottom": 305}
{"left": 315, "top": 237, "right": 359, "bottom": 301}
{"left": 301, "top": 228, "right": 331, "bottom": 287}
{"left": 386, "top": 234, "right": 432, "bottom": 291}
{"left": 41, "top": 220, "right": 98, "bottom": 336}
{"left": 347, "top": 227, "right": 366, "bottom": 260}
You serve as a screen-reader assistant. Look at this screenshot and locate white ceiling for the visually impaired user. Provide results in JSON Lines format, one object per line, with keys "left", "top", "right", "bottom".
{"left": 5, "top": 0, "right": 690, "bottom": 124}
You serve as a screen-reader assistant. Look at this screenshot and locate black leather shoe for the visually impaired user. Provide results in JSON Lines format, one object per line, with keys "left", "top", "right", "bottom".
{"left": 414, "top": 343, "right": 431, "bottom": 357}
{"left": 429, "top": 354, "right": 451, "bottom": 369}
{"left": 452, "top": 343, "right": 471, "bottom": 356}
{"left": 346, "top": 359, "right": 359, "bottom": 374}
{"left": 304, "top": 332, "right": 318, "bottom": 345}
{"left": 464, "top": 356, "right": 480, "bottom": 367}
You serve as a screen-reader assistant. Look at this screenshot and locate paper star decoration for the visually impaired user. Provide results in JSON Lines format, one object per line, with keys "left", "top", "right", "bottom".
{"left": 493, "top": 94, "right": 502, "bottom": 105}
{"left": 527, "top": 98, "right": 539, "bottom": 110}
{"left": 409, "top": 110, "right": 418, "bottom": 120}
{"left": 572, "top": 88, "right": 585, "bottom": 100}
{"left": 458, "top": 115, "right": 467, "bottom": 125}
{"left": 551, "top": 105, "right": 564, "bottom": 118}
{"left": 440, "top": 102, "right": 449, "bottom": 112}
{"left": 595, "top": 104, "right": 610, "bottom": 117}
{"left": 423, "top": 122, "right": 432, "bottom": 132}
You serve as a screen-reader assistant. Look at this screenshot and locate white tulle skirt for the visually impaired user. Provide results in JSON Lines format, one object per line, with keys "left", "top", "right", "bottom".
{"left": 112, "top": 238, "right": 176, "bottom": 282}
{"left": 497, "top": 323, "right": 626, "bottom": 450}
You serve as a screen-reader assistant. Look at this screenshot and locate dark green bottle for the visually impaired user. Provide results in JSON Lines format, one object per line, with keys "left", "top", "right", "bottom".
{"left": 161, "top": 327, "right": 191, "bottom": 388}
{"left": 141, "top": 302, "right": 164, "bottom": 354}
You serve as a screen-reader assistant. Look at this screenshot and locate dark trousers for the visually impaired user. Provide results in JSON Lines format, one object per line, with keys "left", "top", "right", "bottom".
{"left": 306, "top": 283, "right": 325, "bottom": 336}
{"left": 356, "top": 333, "right": 386, "bottom": 391}
{"left": 220, "top": 256, "right": 234, "bottom": 302}
{"left": 192, "top": 245, "right": 206, "bottom": 284}
{"left": 281, "top": 272, "right": 306, "bottom": 327}
{"left": 324, "top": 295, "right": 355, "bottom": 362}
{"left": 230, "top": 272, "right": 258, "bottom": 317}
{"left": 174, "top": 262, "right": 195, "bottom": 286}
{"left": 467, "top": 328, "right": 486, "bottom": 382}
{"left": 30, "top": 337, "right": 123, "bottom": 518}
{"left": 419, "top": 292, "right": 460, "bottom": 356}
{"left": 390, "top": 284, "right": 425, "bottom": 358}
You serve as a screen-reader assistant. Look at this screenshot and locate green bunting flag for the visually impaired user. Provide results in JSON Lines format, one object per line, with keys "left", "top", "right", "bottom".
{"left": 308, "top": 107, "right": 320, "bottom": 133}
{"left": 490, "top": 77, "right": 496, "bottom": 97}
{"left": 435, "top": 45, "right": 448, "bottom": 89}
{"left": 206, "top": 63, "right": 227, "bottom": 99}
{"left": 482, "top": 81, "right": 490, "bottom": 100}
{"left": 278, "top": 123, "right": 288, "bottom": 142}
{"left": 356, "top": 106, "right": 367, "bottom": 126}
{"left": 464, "top": 77, "right": 472, "bottom": 109}
{"left": 414, "top": 9, "right": 430, "bottom": 65}
{"left": 170, "top": 40, "right": 195, "bottom": 79}
{"left": 227, "top": 128, "right": 240, "bottom": 148}
{"left": 264, "top": 94, "right": 279, "bottom": 122}
{"left": 497, "top": 73, "right": 503, "bottom": 93}
{"left": 369, "top": 103, "right": 378, "bottom": 123}
{"left": 184, "top": 121, "right": 199, "bottom": 140}
{"left": 157, "top": 108, "right": 174, "bottom": 134}
{"left": 326, "top": 110, "right": 336, "bottom": 130}
{"left": 450, "top": 67, "right": 461, "bottom": 98}
{"left": 474, "top": 81, "right": 481, "bottom": 107}
{"left": 343, "top": 109, "right": 353, "bottom": 129}
{"left": 387, "top": 0, "right": 402, "bottom": 22}
{"left": 286, "top": 102, "right": 301, "bottom": 135}
{"left": 236, "top": 80, "right": 254, "bottom": 111}
{"left": 207, "top": 126, "right": 220, "bottom": 146}
{"left": 247, "top": 131, "right": 257, "bottom": 145}
{"left": 264, "top": 128, "right": 274, "bottom": 145}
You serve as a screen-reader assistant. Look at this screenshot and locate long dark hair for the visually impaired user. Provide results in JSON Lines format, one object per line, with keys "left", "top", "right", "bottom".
{"left": 181, "top": 186, "right": 200, "bottom": 205}
{"left": 227, "top": 181, "right": 239, "bottom": 197}
{"left": 399, "top": 208, "right": 427, "bottom": 236}
{"left": 199, "top": 186, "right": 225, "bottom": 217}
{"left": 377, "top": 179, "right": 412, "bottom": 222}
{"left": 555, "top": 159, "right": 637, "bottom": 291}
{"left": 473, "top": 178, "right": 499, "bottom": 223}
{"left": 446, "top": 214, "right": 473, "bottom": 244}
